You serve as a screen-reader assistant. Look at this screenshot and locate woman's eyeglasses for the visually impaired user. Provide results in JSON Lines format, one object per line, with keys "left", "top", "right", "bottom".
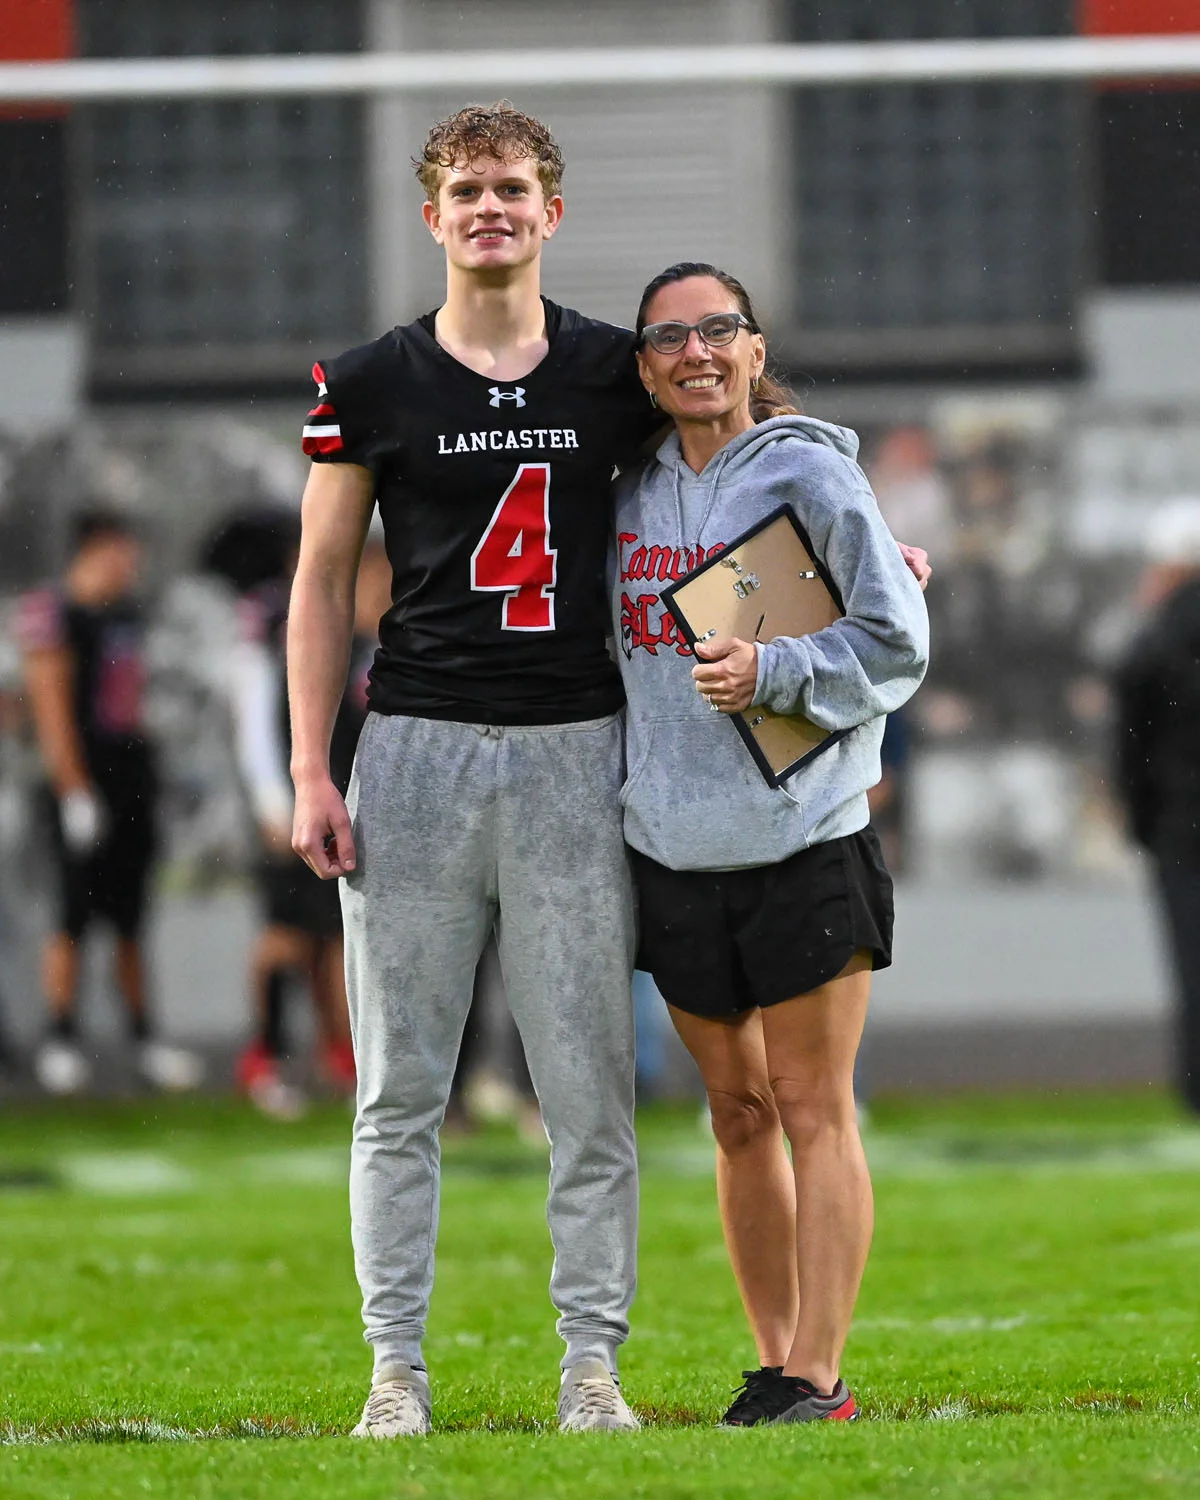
{"left": 639, "top": 312, "right": 757, "bottom": 356}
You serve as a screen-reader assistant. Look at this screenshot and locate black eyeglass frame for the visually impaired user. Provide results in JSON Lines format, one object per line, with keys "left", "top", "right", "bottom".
{"left": 638, "top": 312, "right": 759, "bottom": 355}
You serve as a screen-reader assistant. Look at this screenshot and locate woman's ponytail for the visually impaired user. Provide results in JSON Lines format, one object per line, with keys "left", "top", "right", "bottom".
{"left": 750, "top": 369, "right": 802, "bottom": 423}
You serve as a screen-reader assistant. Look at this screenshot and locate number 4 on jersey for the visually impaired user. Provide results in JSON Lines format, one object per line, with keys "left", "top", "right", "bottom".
{"left": 470, "top": 463, "right": 558, "bottom": 631}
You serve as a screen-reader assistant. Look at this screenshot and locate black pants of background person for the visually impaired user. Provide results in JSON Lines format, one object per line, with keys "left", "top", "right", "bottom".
{"left": 1155, "top": 858, "right": 1200, "bottom": 1113}
{"left": 449, "top": 938, "right": 535, "bottom": 1110}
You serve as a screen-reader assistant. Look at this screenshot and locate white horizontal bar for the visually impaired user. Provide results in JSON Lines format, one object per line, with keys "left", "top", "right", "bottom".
{"left": 1, "top": 36, "right": 1199, "bottom": 104}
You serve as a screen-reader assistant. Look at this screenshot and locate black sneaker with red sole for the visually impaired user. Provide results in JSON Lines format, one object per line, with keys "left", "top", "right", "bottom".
{"left": 720, "top": 1367, "right": 789, "bottom": 1427}
{"left": 770, "top": 1376, "right": 858, "bottom": 1424}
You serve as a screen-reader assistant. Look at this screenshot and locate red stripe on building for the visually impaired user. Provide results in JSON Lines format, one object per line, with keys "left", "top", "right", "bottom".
{"left": 1079, "top": 1, "right": 1200, "bottom": 34}
{"left": 0, "top": 0, "right": 73, "bottom": 60}
{"left": 0, "top": 0, "right": 74, "bottom": 119}
{"left": 1078, "top": 1, "right": 1200, "bottom": 88}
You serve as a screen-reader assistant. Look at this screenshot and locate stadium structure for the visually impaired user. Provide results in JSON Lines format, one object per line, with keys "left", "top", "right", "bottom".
{"left": 1, "top": 0, "right": 1199, "bottom": 1088}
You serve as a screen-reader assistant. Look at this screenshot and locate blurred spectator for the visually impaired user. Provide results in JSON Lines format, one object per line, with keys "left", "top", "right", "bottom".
{"left": 0, "top": 629, "right": 27, "bottom": 1075}
{"left": 868, "top": 426, "right": 955, "bottom": 563}
{"left": 446, "top": 936, "right": 543, "bottom": 1144}
{"left": 219, "top": 517, "right": 390, "bottom": 1116}
{"left": 867, "top": 710, "right": 913, "bottom": 877}
{"left": 631, "top": 969, "right": 671, "bottom": 1100}
{"left": 1112, "top": 498, "right": 1200, "bottom": 1113}
{"left": 16, "top": 509, "right": 203, "bottom": 1095}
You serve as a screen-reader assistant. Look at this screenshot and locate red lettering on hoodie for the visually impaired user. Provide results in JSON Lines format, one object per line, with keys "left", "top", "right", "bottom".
{"left": 616, "top": 531, "right": 728, "bottom": 659}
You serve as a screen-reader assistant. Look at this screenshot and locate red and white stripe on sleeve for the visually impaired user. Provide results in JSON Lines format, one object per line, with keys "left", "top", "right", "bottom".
{"left": 14, "top": 588, "right": 66, "bottom": 652}
{"left": 301, "top": 361, "right": 345, "bottom": 457}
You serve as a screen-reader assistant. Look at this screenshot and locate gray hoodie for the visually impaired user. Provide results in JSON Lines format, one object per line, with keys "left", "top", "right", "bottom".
{"left": 611, "top": 414, "right": 929, "bottom": 871}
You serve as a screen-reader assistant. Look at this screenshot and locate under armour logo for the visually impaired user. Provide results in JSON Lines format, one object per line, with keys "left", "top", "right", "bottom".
{"left": 488, "top": 386, "right": 526, "bottom": 408}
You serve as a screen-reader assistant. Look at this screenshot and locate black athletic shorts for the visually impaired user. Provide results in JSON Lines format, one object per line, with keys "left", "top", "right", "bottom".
{"left": 257, "top": 856, "right": 343, "bottom": 938}
{"left": 43, "top": 770, "right": 157, "bottom": 941}
{"left": 630, "top": 826, "right": 894, "bottom": 1019}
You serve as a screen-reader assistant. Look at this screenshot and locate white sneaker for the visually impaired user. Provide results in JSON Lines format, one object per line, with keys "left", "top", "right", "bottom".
{"left": 249, "top": 1074, "right": 308, "bottom": 1121}
{"left": 138, "top": 1041, "right": 204, "bottom": 1092}
{"left": 351, "top": 1364, "right": 431, "bottom": 1438}
{"left": 558, "top": 1359, "right": 641, "bottom": 1432}
{"left": 35, "top": 1039, "right": 91, "bottom": 1096}
{"left": 463, "top": 1066, "right": 522, "bottom": 1124}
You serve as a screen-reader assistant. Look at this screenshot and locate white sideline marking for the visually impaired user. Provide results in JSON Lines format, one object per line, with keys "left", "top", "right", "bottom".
{"left": 61, "top": 1154, "right": 195, "bottom": 1196}
{"left": 862, "top": 1130, "right": 1200, "bottom": 1178}
{"left": 853, "top": 1314, "right": 1035, "bottom": 1336}
{"left": 645, "top": 1131, "right": 1200, "bottom": 1180}
{"left": 24, "top": 1129, "right": 1200, "bottom": 1203}
{"left": 93, "top": 1212, "right": 177, "bottom": 1237}
{"left": 238, "top": 1148, "right": 346, "bottom": 1184}
{"left": 931, "top": 1314, "right": 1030, "bottom": 1334}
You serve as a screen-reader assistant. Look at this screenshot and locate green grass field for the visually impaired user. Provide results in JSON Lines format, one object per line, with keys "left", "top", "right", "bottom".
{"left": 1, "top": 1090, "right": 1198, "bottom": 1498}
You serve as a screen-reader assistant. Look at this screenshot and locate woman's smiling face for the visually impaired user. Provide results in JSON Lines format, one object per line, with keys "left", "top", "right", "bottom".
{"left": 636, "top": 276, "right": 765, "bottom": 427}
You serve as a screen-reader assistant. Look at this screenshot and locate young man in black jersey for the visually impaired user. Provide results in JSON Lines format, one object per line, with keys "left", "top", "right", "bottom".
{"left": 290, "top": 102, "right": 929, "bottom": 1437}
{"left": 290, "top": 104, "right": 655, "bottom": 1437}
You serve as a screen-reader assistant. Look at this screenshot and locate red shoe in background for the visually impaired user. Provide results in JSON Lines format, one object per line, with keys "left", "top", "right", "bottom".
{"left": 236, "top": 1040, "right": 306, "bottom": 1120}
{"left": 321, "top": 1038, "right": 357, "bottom": 1096}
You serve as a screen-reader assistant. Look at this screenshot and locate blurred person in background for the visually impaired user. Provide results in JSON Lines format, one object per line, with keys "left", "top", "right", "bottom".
{"left": 0, "top": 626, "right": 28, "bottom": 1077}
{"left": 617, "top": 263, "right": 928, "bottom": 1426}
{"left": 866, "top": 709, "right": 913, "bottom": 876}
{"left": 444, "top": 936, "right": 544, "bottom": 1143}
{"left": 223, "top": 517, "right": 391, "bottom": 1117}
{"left": 1113, "top": 498, "right": 1200, "bottom": 1114}
{"left": 16, "top": 509, "right": 203, "bottom": 1096}
{"left": 867, "top": 426, "right": 954, "bottom": 564}
{"left": 631, "top": 970, "right": 672, "bottom": 1101}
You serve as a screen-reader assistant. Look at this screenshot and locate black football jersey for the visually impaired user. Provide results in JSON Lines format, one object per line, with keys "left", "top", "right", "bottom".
{"left": 303, "top": 299, "right": 659, "bottom": 725}
{"left": 16, "top": 588, "right": 153, "bottom": 787}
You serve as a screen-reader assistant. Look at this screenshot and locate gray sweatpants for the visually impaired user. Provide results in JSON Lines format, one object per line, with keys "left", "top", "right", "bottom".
{"left": 340, "top": 711, "right": 638, "bottom": 1377}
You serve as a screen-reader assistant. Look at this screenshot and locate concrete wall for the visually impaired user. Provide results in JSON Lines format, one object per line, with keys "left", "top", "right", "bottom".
{"left": 365, "top": 0, "right": 785, "bottom": 334}
{"left": 0, "top": 317, "right": 84, "bottom": 435}
{"left": 1082, "top": 291, "right": 1200, "bottom": 406}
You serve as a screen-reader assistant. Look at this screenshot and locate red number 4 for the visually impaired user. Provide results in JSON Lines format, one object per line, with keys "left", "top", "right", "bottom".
{"left": 470, "top": 463, "right": 558, "bottom": 631}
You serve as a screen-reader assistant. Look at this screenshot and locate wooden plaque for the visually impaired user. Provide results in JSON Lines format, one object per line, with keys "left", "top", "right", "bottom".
{"left": 660, "top": 506, "right": 847, "bottom": 787}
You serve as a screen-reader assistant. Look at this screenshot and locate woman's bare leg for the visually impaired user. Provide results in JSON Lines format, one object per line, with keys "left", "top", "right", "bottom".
{"left": 667, "top": 1003, "right": 798, "bottom": 1367}
{"left": 760, "top": 953, "right": 873, "bottom": 1394}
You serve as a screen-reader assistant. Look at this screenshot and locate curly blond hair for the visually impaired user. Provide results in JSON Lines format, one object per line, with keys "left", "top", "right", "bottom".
{"left": 413, "top": 101, "right": 564, "bottom": 203}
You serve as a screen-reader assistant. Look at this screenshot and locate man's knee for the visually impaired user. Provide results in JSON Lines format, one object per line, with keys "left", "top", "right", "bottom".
{"left": 707, "top": 1085, "right": 780, "bottom": 1154}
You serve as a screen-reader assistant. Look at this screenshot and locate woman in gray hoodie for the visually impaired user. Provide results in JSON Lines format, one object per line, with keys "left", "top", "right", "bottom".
{"left": 613, "top": 263, "right": 929, "bottom": 1427}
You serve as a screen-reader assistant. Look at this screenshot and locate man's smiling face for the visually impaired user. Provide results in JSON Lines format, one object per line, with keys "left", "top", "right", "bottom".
{"left": 423, "top": 155, "right": 563, "bottom": 276}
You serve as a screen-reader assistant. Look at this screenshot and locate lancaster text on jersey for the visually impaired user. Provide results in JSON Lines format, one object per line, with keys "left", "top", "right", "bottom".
{"left": 437, "top": 428, "right": 580, "bottom": 455}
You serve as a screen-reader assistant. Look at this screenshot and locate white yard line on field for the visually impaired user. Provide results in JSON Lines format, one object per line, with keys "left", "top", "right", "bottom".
{"left": 61, "top": 1154, "right": 196, "bottom": 1196}
{"left": 18, "top": 1128, "right": 1200, "bottom": 1201}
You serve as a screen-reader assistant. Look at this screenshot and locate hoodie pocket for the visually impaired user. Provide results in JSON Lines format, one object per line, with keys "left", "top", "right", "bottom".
{"left": 621, "top": 714, "right": 811, "bottom": 869}
{"left": 619, "top": 720, "right": 659, "bottom": 808}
